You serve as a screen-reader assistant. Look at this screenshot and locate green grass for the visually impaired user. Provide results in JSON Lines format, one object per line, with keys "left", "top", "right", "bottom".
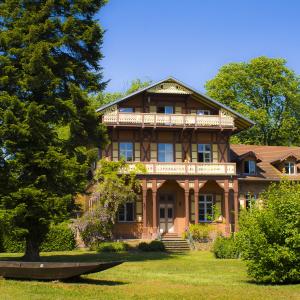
{"left": 0, "top": 250, "right": 299, "bottom": 300}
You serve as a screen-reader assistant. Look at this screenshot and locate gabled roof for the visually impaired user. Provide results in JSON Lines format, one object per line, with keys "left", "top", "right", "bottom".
{"left": 230, "top": 144, "right": 300, "bottom": 181}
{"left": 234, "top": 150, "right": 262, "bottom": 162}
{"left": 271, "top": 152, "right": 300, "bottom": 163}
{"left": 96, "top": 76, "right": 255, "bottom": 132}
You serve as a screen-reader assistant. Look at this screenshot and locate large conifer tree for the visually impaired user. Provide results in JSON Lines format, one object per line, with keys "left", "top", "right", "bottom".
{"left": 0, "top": 0, "right": 107, "bottom": 260}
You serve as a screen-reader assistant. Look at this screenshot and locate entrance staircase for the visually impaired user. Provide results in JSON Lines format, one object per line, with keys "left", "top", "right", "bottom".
{"left": 161, "top": 233, "right": 190, "bottom": 252}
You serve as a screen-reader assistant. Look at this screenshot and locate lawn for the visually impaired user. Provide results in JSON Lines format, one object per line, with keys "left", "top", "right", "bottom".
{"left": 0, "top": 250, "right": 299, "bottom": 300}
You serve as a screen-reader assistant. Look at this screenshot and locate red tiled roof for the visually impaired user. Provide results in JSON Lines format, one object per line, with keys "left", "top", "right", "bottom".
{"left": 230, "top": 144, "right": 300, "bottom": 181}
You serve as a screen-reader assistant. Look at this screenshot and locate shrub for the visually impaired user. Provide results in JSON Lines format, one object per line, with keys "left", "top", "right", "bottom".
{"left": 96, "top": 241, "right": 129, "bottom": 253}
{"left": 237, "top": 180, "right": 300, "bottom": 284}
{"left": 0, "top": 222, "right": 76, "bottom": 253}
{"left": 189, "top": 223, "right": 216, "bottom": 242}
{"left": 212, "top": 236, "right": 239, "bottom": 259}
{"left": 138, "top": 240, "right": 165, "bottom": 252}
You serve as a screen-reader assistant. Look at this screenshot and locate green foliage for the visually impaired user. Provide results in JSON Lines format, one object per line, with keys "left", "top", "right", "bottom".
{"left": 189, "top": 224, "right": 217, "bottom": 242}
{"left": 237, "top": 180, "right": 300, "bottom": 283}
{"left": 138, "top": 241, "right": 165, "bottom": 252}
{"left": 74, "top": 159, "right": 144, "bottom": 247}
{"left": 0, "top": 0, "right": 107, "bottom": 260}
{"left": 206, "top": 56, "right": 300, "bottom": 146}
{"left": 91, "top": 78, "right": 152, "bottom": 107}
{"left": 0, "top": 223, "right": 76, "bottom": 253}
{"left": 96, "top": 241, "right": 129, "bottom": 253}
{"left": 212, "top": 236, "right": 240, "bottom": 259}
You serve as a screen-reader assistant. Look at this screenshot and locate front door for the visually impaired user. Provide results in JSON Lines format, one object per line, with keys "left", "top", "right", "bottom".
{"left": 159, "top": 194, "right": 175, "bottom": 234}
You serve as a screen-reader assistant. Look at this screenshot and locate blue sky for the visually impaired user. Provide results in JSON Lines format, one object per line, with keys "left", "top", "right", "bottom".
{"left": 98, "top": 0, "right": 300, "bottom": 93}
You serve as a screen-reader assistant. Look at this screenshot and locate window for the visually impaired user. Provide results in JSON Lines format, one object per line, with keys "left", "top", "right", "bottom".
{"left": 199, "top": 195, "right": 213, "bottom": 222}
{"left": 244, "top": 160, "right": 256, "bottom": 175}
{"left": 284, "top": 162, "right": 295, "bottom": 174}
{"left": 157, "top": 106, "right": 174, "bottom": 114}
{"left": 158, "top": 143, "right": 174, "bottom": 162}
{"left": 119, "top": 142, "right": 133, "bottom": 161}
{"left": 198, "top": 144, "right": 212, "bottom": 162}
{"left": 119, "top": 107, "right": 133, "bottom": 112}
{"left": 245, "top": 193, "right": 257, "bottom": 209}
{"left": 118, "top": 202, "right": 134, "bottom": 222}
{"left": 197, "top": 110, "right": 210, "bottom": 115}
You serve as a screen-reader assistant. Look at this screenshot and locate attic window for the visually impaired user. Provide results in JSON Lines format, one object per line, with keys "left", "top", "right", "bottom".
{"left": 244, "top": 160, "right": 256, "bottom": 175}
{"left": 284, "top": 162, "right": 295, "bottom": 175}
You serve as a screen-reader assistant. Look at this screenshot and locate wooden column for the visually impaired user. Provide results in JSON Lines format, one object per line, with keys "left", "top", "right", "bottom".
{"left": 233, "top": 178, "right": 239, "bottom": 232}
{"left": 184, "top": 180, "right": 190, "bottom": 228}
{"left": 152, "top": 179, "right": 157, "bottom": 234}
{"left": 224, "top": 179, "right": 230, "bottom": 235}
{"left": 142, "top": 179, "right": 147, "bottom": 232}
{"left": 194, "top": 179, "right": 199, "bottom": 224}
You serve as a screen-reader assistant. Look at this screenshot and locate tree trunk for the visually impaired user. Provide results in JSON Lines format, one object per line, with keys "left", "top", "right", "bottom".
{"left": 22, "top": 238, "right": 41, "bottom": 261}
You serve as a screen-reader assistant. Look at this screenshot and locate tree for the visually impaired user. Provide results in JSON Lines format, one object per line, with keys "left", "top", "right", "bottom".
{"left": 0, "top": 0, "right": 107, "bottom": 260}
{"left": 90, "top": 78, "right": 152, "bottom": 107}
{"left": 74, "top": 159, "right": 144, "bottom": 247}
{"left": 237, "top": 180, "right": 300, "bottom": 283}
{"left": 205, "top": 57, "right": 300, "bottom": 146}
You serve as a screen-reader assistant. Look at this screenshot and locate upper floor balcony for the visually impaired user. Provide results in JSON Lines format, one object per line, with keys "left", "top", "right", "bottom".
{"left": 102, "top": 110, "right": 235, "bottom": 129}
{"left": 126, "top": 162, "right": 236, "bottom": 176}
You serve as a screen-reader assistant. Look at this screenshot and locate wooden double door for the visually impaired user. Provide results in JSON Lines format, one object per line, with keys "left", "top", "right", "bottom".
{"left": 159, "top": 194, "right": 175, "bottom": 234}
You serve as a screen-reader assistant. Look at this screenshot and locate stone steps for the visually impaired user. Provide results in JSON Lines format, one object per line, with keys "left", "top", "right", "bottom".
{"left": 161, "top": 234, "right": 190, "bottom": 252}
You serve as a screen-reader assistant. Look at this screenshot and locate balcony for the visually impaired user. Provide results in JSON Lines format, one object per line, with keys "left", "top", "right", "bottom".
{"left": 126, "top": 162, "right": 236, "bottom": 176}
{"left": 102, "top": 111, "right": 234, "bottom": 128}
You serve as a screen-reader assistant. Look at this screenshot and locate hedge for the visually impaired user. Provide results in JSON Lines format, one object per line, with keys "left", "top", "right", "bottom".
{"left": 0, "top": 222, "right": 76, "bottom": 253}
{"left": 96, "top": 241, "right": 129, "bottom": 253}
{"left": 138, "top": 240, "right": 165, "bottom": 252}
{"left": 212, "top": 236, "right": 239, "bottom": 259}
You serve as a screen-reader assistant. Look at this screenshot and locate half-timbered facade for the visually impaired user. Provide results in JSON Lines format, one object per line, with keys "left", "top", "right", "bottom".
{"left": 95, "top": 77, "right": 300, "bottom": 239}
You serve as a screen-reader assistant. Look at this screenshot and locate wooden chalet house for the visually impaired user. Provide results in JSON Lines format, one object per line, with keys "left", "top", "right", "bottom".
{"left": 95, "top": 77, "right": 300, "bottom": 239}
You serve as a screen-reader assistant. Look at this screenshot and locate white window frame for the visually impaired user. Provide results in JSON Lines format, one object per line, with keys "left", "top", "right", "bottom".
{"left": 284, "top": 162, "right": 296, "bottom": 175}
{"left": 197, "top": 144, "right": 212, "bottom": 163}
{"left": 244, "top": 160, "right": 256, "bottom": 175}
{"left": 118, "top": 202, "right": 135, "bottom": 222}
{"left": 119, "top": 142, "right": 133, "bottom": 161}
{"left": 158, "top": 143, "right": 174, "bottom": 162}
{"left": 199, "top": 194, "right": 214, "bottom": 222}
{"left": 119, "top": 107, "right": 134, "bottom": 113}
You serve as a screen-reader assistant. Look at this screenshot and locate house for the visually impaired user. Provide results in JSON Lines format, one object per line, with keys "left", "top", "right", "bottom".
{"left": 95, "top": 77, "right": 300, "bottom": 239}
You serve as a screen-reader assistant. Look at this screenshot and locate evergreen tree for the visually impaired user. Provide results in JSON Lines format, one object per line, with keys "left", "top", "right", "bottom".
{"left": 0, "top": 0, "right": 107, "bottom": 260}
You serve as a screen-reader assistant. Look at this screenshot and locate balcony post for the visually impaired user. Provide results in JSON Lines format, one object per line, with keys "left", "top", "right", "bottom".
{"left": 142, "top": 179, "right": 147, "bottom": 236}
{"left": 224, "top": 179, "right": 230, "bottom": 236}
{"left": 194, "top": 179, "right": 199, "bottom": 224}
{"left": 184, "top": 180, "right": 190, "bottom": 228}
{"left": 152, "top": 179, "right": 158, "bottom": 237}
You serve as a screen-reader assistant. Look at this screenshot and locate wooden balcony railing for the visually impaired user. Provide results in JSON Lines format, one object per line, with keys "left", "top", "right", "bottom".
{"left": 126, "top": 162, "right": 236, "bottom": 176}
{"left": 102, "top": 112, "right": 234, "bottom": 128}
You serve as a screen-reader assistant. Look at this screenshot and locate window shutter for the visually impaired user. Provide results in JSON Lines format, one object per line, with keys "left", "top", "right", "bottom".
{"left": 149, "top": 105, "right": 156, "bottom": 113}
{"left": 191, "top": 144, "right": 198, "bottom": 162}
{"left": 175, "top": 143, "right": 182, "bottom": 162}
{"left": 112, "top": 142, "right": 119, "bottom": 161}
{"left": 135, "top": 107, "right": 141, "bottom": 112}
{"left": 150, "top": 143, "right": 157, "bottom": 161}
{"left": 134, "top": 143, "right": 140, "bottom": 161}
{"left": 191, "top": 109, "right": 196, "bottom": 114}
{"left": 136, "top": 196, "right": 142, "bottom": 222}
{"left": 212, "top": 144, "right": 219, "bottom": 162}
{"left": 175, "top": 106, "right": 182, "bottom": 114}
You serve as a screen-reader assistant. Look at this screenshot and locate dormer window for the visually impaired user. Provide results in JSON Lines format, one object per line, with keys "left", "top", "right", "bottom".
{"left": 157, "top": 106, "right": 173, "bottom": 114}
{"left": 244, "top": 160, "right": 256, "bottom": 175}
{"left": 119, "top": 107, "right": 133, "bottom": 113}
{"left": 284, "top": 162, "right": 295, "bottom": 174}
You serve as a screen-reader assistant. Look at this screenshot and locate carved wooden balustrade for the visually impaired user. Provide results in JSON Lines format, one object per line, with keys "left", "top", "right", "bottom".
{"left": 102, "top": 111, "right": 234, "bottom": 128}
{"left": 126, "top": 162, "right": 236, "bottom": 176}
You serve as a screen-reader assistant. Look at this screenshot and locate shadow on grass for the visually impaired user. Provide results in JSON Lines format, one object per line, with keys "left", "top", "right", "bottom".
{"left": 244, "top": 279, "right": 300, "bottom": 286}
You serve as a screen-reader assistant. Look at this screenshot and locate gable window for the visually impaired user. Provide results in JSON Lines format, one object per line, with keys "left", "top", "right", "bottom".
{"left": 119, "top": 142, "right": 133, "bottom": 161}
{"left": 157, "top": 106, "right": 174, "bottom": 114}
{"left": 198, "top": 144, "right": 212, "bottom": 162}
{"left": 244, "top": 160, "right": 256, "bottom": 175}
{"left": 245, "top": 193, "right": 257, "bottom": 209}
{"left": 119, "top": 107, "right": 133, "bottom": 113}
{"left": 199, "top": 195, "right": 213, "bottom": 222}
{"left": 197, "top": 110, "right": 210, "bottom": 115}
{"left": 284, "top": 162, "right": 295, "bottom": 174}
{"left": 118, "top": 202, "right": 134, "bottom": 222}
{"left": 158, "top": 143, "right": 174, "bottom": 162}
